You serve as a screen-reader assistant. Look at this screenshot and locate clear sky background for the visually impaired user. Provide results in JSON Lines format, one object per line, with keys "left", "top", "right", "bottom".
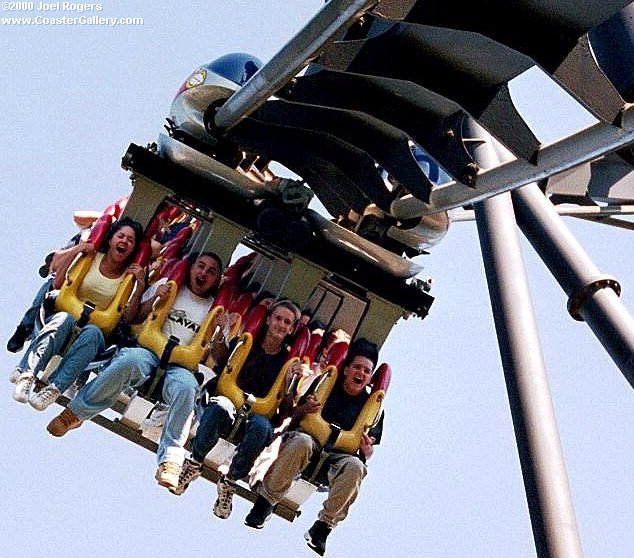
{"left": 3, "top": 2, "right": 634, "bottom": 557}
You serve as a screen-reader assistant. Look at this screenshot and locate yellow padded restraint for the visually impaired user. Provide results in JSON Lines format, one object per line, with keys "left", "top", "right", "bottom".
{"left": 215, "top": 332, "right": 298, "bottom": 420}
{"left": 55, "top": 254, "right": 136, "bottom": 337}
{"left": 299, "top": 368, "right": 386, "bottom": 454}
{"left": 136, "top": 279, "right": 223, "bottom": 371}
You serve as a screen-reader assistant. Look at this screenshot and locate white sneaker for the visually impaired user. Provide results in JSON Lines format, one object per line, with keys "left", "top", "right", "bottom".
{"left": 29, "top": 384, "right": 61, "bottom": 411}
{"left": 9, "top": 367, "right": 25, "bottom": 384}
{"left": 12, "top": 372, "right": 35, "bottom": 404}
{"left": 63, "top": 381, "right": 80, "bottom": 401}
{"left": 171, "top": 458, "right": 203, "bottom": 496}
{"left": 213, "top": 476, "right": 237, "bottom": 519}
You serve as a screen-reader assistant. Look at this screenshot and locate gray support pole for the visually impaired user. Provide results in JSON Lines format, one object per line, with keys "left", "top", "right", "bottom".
{"left": 214, "top": 0, "right": 375, "bottom": 131}
{"left": 512, "top": 184, "right": 634, "bottom": 382}
{"left": 467, "top": 120, "right": 584, "bottom": 558}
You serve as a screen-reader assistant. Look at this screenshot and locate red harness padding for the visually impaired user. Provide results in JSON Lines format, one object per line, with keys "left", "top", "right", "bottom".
{"left": 222, "top": 251, "right": 258, "bottom": 285}
{"left": 147, "top": 223, "right": 194, "bottom": 283}
{"left": 212, "top": 252, "right": 258, "bottom": 320}
{"left": 325, "top": 341, "right": 349, "bottom": 371}
{"left": 211, "top": 280, "right": 235, "bottom": 309}
{"left": 241, "top": 303, "right": 268, "bottom": 337}
{"left": 143, "top": 211, "right": 165, "bottom": 242}
{"left": 104, "top": 196, "right": 128, "bottom": 219}
{"left": 224, "top": 291, "right": 255, "bottom": 339}
{"left": 303, "top": 330, "right": 324, "bottom": 365}
{"left": 55, "top": 214, "right": 150, "bottom": 336}
{"left": 136, "top": 256, "right": 223, "bottom": 371}
{"left": 159, "top": 225, "right": 193, "bottom": 259}
{"left": 290, "top": 324, "right": 311, "bottom": 362}
{"left": 300, "top": 361, "right": 391, "bottom": 454}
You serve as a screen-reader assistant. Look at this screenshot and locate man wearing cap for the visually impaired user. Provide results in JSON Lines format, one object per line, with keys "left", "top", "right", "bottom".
{"left": 243, "top": 338, "right": 384, "bottom": 556}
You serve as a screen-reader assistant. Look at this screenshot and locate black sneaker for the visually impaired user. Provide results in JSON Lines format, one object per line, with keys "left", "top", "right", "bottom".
{"left": 304, "top": 520, "right": 331, "bottom": 556}
{"left": 6, "top": 325, "right": 32, "bottom": 353}
{"left": 244, "top": 495, "right": 274, "bottom": 529}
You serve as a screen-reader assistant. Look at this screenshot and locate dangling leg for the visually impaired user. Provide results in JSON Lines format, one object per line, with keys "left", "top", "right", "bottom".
{"left": 189, "top": 396, "right": 235, "bottom": 462}
{"left": 227, "top": 413, "right": 273, "bottom": 482}
{"left": 13, "top": 312, "right": 75, "bottom": 404}
{"left": 46, "top": 324, "right": 105, "bottom": 393}
{"left": 30, "top": 324, "right": 106, "bottom": 411}
{"left": 154, "top": 367, "right": 200, "bottom": 490}
{"left": 46, "top": 347, "right": 156, "bottom": 436}
{"left": 319, "top": 454, "right": 367, "bottom": 527}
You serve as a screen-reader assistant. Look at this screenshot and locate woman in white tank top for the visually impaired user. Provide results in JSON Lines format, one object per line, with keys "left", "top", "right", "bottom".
{"left": 13, "top": 217, "right": 147, "bottom": 411}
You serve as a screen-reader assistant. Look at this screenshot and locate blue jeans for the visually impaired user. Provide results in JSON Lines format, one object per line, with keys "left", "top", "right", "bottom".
{"left": 68, "top": 346, "right": 200, "bottom": 466}
{"left": 19, "top": 311, "right": 105, "bottom": 393}
{"left": 191, "top": 395, "right": 273, "bottom": 481}
{"left": 18, "top": 277, "right": 52, "bottom": 334}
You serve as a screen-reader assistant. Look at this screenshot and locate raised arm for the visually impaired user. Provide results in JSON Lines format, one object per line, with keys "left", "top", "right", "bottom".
{"left": 122, "top": 263, "right": 148, "bottom": 323}
{"left": 51, "top": 241, "right": 96, "bottom": 289}
{"left": 132, "top": 281, "right": 171, "bottom": 324}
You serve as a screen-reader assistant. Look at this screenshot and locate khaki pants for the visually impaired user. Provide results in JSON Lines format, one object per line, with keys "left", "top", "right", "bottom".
{"left": 259, "top": 431, "right": 367, "bottom": 528}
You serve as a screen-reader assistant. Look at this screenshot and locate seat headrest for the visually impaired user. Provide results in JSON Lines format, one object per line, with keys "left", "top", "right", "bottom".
{"left": 326, "top": 341, "right": 349, "bottom": 370}
{"left": 289, "top": 324, "right": 311, "bottom": 359}
{"left": 242, "top": 303, "right": 268, "bottom": 337}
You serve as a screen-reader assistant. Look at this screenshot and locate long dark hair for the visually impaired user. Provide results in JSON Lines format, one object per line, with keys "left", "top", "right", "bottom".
{"left": 100, "top": 216, "right": 144, "bottom": 263}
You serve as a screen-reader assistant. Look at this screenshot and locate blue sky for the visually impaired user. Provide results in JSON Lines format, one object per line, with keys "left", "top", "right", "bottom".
{"left": 3, "top": 2, "right": 634, "bottom": 557}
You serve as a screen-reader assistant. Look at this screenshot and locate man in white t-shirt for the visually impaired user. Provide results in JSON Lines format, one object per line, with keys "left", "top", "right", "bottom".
{"left": 141, "top": 261, "right": 218, "bottom": 346}
{"left": 45, "top": 252, "right": 223, "bottom": 490}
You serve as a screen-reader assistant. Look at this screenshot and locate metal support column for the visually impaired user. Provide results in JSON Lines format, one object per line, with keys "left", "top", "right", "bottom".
{"left": 467, "top": 119, "right": 584, "bottom": 558}
{"left": 512, "top": 183, "right": 634, "bottom": 383}
{"left": 214, "top": 0, "right": 375, "bottom": 131}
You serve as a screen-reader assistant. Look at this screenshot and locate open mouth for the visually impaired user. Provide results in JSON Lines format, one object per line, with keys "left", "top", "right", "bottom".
{"left": 352, "top": 376, "right": 364, "bottom": 385}
{"left": 115, "top": 245, "right": 127, "bottom": 254}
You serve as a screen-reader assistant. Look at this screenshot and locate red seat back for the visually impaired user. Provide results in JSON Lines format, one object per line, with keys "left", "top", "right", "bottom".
{"left": 223, "top": 251, "right": 257, "bottom": 283}
{"left": 288, "top": 324, "right": 311, "bottom": 359}
{"left": 326, "top": 341, "right": 349, "bottom": 370}
{"left": 241, "top": 303, "right": 267, "bottom": 338}
{"left": 166, "top": 256, "right": 190, "bottom": 288}
{"left": 371, "top": 363, "right": 391, "bottom": 393}
{"left": 86, "top": 214, "right": 114, "bottom": 249}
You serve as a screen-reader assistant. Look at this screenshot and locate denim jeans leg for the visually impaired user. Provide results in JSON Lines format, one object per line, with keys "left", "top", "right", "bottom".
{"left": 158, "top": 366, "right": 200, "bottom": 466}
{"left": 19, "top": 278, "right": 52, "bottom": 333}
{"left": 228, "top": 413, "right": 273, "bottom": 481}
{"left": 22, "top": 312, "right": 75, "bottom": 374}
{"left": 190, "top": 396, "right": 235, "bottom": 463}
{"left": 68, "top": 347, "right": 157, "bottom": 421}
{"left": 48, "top": 324, "right": 105, "bottom": 392}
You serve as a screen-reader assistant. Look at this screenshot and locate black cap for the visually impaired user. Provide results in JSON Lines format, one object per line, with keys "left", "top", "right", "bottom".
{"left": 38, "top": 252, "right": 55, "bottom": 278}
